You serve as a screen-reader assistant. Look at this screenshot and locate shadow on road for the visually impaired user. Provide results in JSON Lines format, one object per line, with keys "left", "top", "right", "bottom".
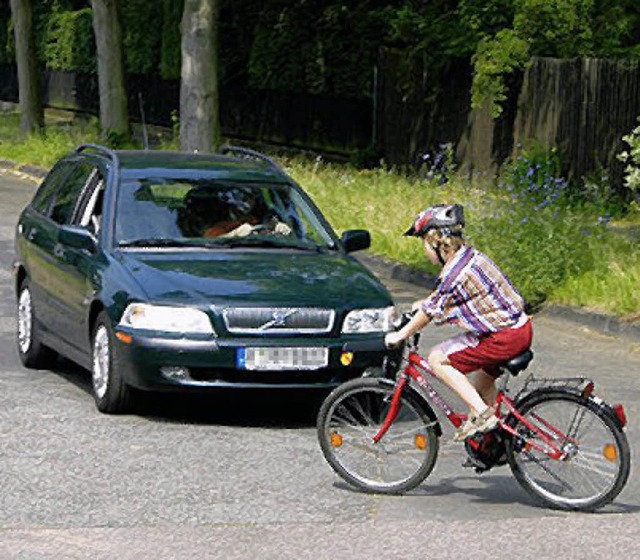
{"left": 332, "top": 475, "right": 640, "bottom": 514}
{"left": 44, "top": 355, "right": 325, "bottom": 428}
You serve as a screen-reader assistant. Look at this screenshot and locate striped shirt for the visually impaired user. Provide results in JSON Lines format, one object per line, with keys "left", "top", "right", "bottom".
{"left": 422, "top": 245, "right": 526, "bottom": 333}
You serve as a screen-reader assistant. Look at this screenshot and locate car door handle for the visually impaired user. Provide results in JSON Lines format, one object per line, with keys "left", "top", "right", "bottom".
{"left": 53, "top": 244, "right": 65, "bottom": 258}
{"left": 27, "top": 228, "right": 38, "bottom": 241}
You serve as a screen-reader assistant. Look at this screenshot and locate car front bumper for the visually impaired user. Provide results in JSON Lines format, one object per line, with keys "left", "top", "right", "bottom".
{"left": 114, "top": 331, "right": 391, "bottom": 391}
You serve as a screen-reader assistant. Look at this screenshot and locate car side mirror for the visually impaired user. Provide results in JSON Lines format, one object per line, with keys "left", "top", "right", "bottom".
{"left": 341, "top": 229, "right": 371, "bottom": 253}
{"left": 59, "top": 225, "right": 97, "bottom": 252}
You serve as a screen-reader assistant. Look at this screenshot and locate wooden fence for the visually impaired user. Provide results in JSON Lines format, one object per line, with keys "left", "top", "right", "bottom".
{"left": 2, "top": 55, "right": 640, "bottom": 183}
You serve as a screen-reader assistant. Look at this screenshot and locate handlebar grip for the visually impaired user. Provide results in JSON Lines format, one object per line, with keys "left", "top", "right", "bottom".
{"left": 342, "top": 336, "right": 387, "bottom": 353}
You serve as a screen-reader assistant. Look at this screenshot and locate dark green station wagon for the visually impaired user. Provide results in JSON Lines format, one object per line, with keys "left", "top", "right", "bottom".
{"left": 14, "top": 144, "right": 396, "bottom": 413}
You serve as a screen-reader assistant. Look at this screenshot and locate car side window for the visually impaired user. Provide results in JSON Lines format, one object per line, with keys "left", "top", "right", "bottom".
{"left": 75, "top": 168, "right": 106, "bottom": 235}
{"left": 31, "top": 161, "right": 73, "bottom": 216}
{"left": 49, "top": 162, "right": 96, "bottom": 225}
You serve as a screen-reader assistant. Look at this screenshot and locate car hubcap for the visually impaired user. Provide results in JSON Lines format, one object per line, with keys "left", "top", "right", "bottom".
{"left": 17, "top": 288, "right": 33, "bottom": 354}
{"left": 93, "top": 325, "right": 110, "bottom": 399}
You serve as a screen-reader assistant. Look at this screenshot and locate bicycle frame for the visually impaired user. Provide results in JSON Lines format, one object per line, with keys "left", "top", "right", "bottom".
{"left": 374, "top": 346, "right": 573, "bottom": 461}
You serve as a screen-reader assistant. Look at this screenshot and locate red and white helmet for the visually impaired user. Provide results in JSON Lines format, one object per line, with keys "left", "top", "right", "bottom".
{"left": 404, "top": 204, "right": 465, "bottom": 237}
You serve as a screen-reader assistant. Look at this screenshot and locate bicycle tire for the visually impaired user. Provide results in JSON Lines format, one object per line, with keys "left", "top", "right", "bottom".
{"left": 317, "top": 377, "right": 439, "bottom": 494}
{"left": 505, "top": 390, "right": 630, "bottom": 511}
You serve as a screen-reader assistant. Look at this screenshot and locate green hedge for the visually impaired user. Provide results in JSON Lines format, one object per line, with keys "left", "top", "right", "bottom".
{"left": 40, "top": 8, "right": 95, "bottom": 72}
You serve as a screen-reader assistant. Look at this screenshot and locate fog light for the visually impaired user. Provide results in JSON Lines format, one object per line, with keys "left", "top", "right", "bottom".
{"left": 160, "top": 366, "right": 191, "bottom": 381}
{"left": 340, "top": 352, "right": 354, "bottom": 366}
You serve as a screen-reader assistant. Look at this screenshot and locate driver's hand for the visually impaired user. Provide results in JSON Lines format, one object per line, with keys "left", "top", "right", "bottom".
{"left": 274, "top": 222, "right": 292, "bottom": 235}
{"left": 385, "top": 332, "right": 404, "bottom": 349}
{"left": 227, "top": 223, "right": 254, "bottom": 237}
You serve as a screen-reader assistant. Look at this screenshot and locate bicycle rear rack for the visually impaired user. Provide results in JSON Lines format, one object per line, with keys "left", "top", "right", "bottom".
{"left": 514, "top": 374, "right": 593, "bottom": 401}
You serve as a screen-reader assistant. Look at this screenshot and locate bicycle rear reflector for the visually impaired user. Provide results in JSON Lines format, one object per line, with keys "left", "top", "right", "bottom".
{"left": 330, "top": 432, "right": 343, "bottom": 447}
{"left": 603, "top": 444, "right": 618, "bottom": 462}
{"left": 582, "top": 381, "right": 595, "bottom": 399}
{"left": 614, "top": 404, "right": 627, "bottom": 427}
{"left": 414, "top": 434, "right": 428, "bottom": 450}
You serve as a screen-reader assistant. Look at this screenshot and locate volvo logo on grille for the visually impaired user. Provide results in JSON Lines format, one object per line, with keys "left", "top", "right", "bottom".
{"left": 258, "top": 308, "right": 298, "bottom": 331}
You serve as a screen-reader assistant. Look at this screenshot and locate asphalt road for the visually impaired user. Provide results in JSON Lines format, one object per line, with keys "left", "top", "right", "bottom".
{"left": 1, "top": 170, "right": 639, "bottom": 559}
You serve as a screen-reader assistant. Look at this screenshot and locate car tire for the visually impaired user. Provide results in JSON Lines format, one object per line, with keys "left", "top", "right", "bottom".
{"left": 16, "top": 279, "right": 57, "bottom": 369}
{"left": 92, "top": 311, "right": 135, "bottom": 414}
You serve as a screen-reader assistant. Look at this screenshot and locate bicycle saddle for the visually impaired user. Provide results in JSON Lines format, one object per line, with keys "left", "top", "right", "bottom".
{"left": 501, "top": 349, "right": 534, "bottom": 376}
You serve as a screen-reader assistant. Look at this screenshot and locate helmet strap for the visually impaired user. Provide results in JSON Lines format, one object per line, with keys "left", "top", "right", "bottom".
{"left": 434, "top": 242, "right": 446, "bottom": 266}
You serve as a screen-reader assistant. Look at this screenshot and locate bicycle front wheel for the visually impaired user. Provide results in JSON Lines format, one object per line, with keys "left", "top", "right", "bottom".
{"left": 506, "top": 391, "right": 630, "bottom": 511}
{"left": 317, "top": 378, "right": 439, "bottom": 494}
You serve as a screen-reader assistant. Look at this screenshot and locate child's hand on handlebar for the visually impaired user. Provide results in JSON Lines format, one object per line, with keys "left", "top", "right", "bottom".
{"left": 385, "top": 331, "right": 405, "bottom": 349}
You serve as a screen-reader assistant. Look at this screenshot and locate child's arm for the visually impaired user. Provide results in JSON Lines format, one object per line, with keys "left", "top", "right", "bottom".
{"left": 385, "top": 309, "right": 431, "bottom": 348}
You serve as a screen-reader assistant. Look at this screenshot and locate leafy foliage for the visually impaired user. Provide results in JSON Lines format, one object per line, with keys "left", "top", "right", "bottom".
{"left": 121, "top": 0, "right": 162, "bottom": 75}
{"left": 160, "top": 0, "right": 183, "bottom": 80}
{"left": 0, "top": 3, "right": 12, "bottom": 64}
{"left": 39, "top": 7, "right": 95, "bottom": 72}
{"left": 471, "top": 30, "right": 529, "bottom": 117}
{"left": 617, "top": 118, "right": 640, "bottom": 194}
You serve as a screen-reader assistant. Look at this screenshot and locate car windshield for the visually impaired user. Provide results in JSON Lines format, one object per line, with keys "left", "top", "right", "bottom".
{"left": 115, "top": 178, "right": 338, "bottom": 250}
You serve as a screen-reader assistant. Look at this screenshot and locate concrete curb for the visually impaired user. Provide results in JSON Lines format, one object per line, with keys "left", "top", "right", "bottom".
{"left": 357, "top": 254, "right": 640, "bottom": 342}
{"left": 537, "top": 304, "right": 640, "bottom": 342}
{"left": 0, "top": 159, "right": 47, "bottom": 182}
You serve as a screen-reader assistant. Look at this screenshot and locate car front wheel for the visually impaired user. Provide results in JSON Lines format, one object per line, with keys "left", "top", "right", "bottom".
{"left": 16, "top": 280, "right": 57, "bottom": 369}
{"left": 92, "top": 311, "right": 135, "bottom": 414}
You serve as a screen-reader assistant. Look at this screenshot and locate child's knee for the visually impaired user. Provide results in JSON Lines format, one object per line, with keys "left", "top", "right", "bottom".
{"left": 427, "top": 348, "right": 448, "bottom": 371}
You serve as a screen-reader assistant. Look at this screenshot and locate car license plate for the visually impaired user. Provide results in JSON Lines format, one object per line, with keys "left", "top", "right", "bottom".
{"left": 237, "top": 347, "right": 328, "bottom": 370}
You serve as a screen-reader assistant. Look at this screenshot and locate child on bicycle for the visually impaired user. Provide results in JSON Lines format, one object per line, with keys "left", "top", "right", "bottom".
{"left": 385, "top": 204, "right": 532, "bottom": 441}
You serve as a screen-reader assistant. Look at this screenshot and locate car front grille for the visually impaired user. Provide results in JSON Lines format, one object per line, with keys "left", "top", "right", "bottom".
{"left": 221, "top": 307, "right": 335, "bottom": 334}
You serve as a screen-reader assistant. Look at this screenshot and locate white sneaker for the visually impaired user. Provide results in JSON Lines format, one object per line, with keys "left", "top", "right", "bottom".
{"left": 453, "top": 407, "right": 499, "bottom": 442}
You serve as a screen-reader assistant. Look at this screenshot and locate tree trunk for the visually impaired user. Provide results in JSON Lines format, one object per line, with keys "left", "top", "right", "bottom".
{"left": 9, "top": 0, "right": 43, "bottom": 136}
{"left": 180, "top": 0, "right": 221, "bottom": 153}
{"left": 91, "top": 0, "right": 130, "bottom": 142}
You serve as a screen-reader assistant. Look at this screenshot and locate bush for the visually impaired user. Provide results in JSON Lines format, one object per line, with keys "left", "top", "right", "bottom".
{"left": 499, "top": 143, "right": 569, "bottom": 209}
{"left": 617, "top": 118, "right": 640, "bottom": 196}
{"left": 40, "top": 8, "right": 95, "bottom": 72}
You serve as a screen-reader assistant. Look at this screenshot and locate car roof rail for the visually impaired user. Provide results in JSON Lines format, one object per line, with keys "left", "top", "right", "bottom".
{"left": 218, "top": 144, "right": 286, "bottom": 176}
{"left": 74, "top": 144, "right": 119, "bottom": 166}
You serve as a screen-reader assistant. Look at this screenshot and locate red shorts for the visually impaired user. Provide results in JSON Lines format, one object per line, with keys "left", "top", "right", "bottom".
{"left": 437, "top": 319, "right": 532, "bottom": 377}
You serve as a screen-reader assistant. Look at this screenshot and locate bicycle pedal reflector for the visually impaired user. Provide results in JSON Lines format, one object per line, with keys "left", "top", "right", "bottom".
{"left": 414, "top": 434, "right": 428, "bottom": 450}
{"left": 603, "top": 443, "right": 618, "bottom": 462}
{"left": 330, "top": 432, "right": 343, "bottom": 447}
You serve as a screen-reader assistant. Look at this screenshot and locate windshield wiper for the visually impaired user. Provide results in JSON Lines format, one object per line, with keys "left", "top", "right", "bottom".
{"left": 213, "top": 237, "right": 331, "bottom": 252}
{"left": 119, "top": 238, "right": 200, "bottom": 248}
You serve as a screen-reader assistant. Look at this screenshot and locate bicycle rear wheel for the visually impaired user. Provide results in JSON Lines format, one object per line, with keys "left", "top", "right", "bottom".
{"left": 506, "top": 391, "right": 630, "bottom": 511}
{"left": 317, "top": 377, "right": 439, "bottom": 494}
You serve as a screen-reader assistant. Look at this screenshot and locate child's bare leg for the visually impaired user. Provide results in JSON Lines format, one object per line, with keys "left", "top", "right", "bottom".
{"left": 428, "top": 349, "right": 488, "bottom": 415}
{"left": 467, "top": 370, "right": 498, "bottom": 407}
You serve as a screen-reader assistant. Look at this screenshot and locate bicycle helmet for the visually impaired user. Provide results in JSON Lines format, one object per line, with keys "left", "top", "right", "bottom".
{"left": 404, "top": 203, "right": 465, "bottom": 237}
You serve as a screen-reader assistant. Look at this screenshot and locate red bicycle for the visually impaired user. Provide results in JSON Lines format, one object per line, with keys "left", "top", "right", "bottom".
{"left": 317, "top": 314, "right": 630, "bottom": 511}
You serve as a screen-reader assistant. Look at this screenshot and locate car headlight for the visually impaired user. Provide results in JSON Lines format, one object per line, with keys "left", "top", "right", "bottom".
{"left": 342, "top": 306, "right": 396, "bottom": 334}
{"left": 119, "top": 303, "right": 215, "bottom": 335}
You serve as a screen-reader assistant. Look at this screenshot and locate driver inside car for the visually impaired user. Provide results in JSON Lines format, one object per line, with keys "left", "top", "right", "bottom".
{"left": 203, "top": 188, "right": 292, "bottom": 237}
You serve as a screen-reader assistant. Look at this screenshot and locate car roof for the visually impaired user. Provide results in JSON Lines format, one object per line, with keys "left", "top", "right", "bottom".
{"left": 113, "top": 150, "right": 289, "bottom": 183}
{"left": 70, "top": 146, "right": 291, "bottom": 184}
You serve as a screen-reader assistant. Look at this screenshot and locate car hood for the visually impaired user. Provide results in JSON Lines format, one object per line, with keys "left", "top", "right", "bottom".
{"left": 116, "top": 250, "right": 392, "bottom": 308}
